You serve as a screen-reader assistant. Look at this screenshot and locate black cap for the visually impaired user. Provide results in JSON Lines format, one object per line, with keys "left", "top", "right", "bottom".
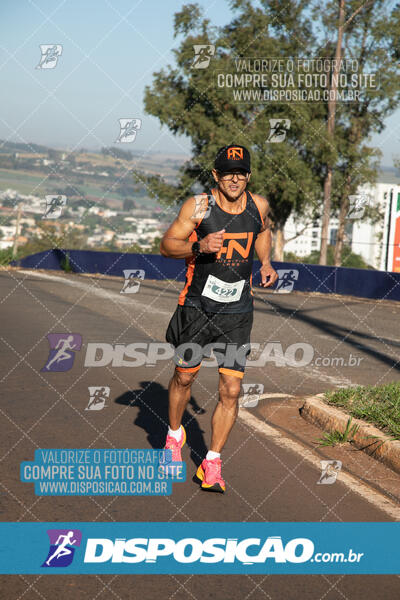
{"left": 214, "top": 144, "right": 251, "bottom": 173}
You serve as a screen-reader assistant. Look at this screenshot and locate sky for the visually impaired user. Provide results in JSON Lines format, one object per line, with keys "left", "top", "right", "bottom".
{"left": 0, "top": 0, "right": 399, "bottom": 167}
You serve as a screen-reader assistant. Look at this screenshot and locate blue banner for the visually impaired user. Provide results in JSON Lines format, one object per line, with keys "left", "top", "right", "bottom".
{"left": 0, "top": 522, "right": 398, "bottom": 574}
{"left": 11, "top": 250, "right": 400, "bottom": 301}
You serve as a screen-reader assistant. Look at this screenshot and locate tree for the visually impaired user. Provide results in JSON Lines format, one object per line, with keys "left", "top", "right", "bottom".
{"left": 17, "top": 223, "right": 87, "bottom": 259}
{"left": 142, "top": 1, "right": 322, "bottom": 260}
{"left": 47, "top": 148, "right": 62, "bottom": 161}
{"left": 101, "top": 146, "right": 133, "bottom": 161}
{"left": 123, "top": 198, "right": 135, "bottom": 211}
{"left": 319, "top": 0, "right": 346, "bottom": 265}
{"left": 285, "top": 244, "right": 372, "bottom": 269}
{"left": 142, "top": 1, "right": 400, "bottom": 264}
{"left": 318, "top": 0, "right": 400, "bottom": 266}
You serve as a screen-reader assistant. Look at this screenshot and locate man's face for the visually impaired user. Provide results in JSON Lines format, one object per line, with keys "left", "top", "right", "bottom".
{"left": 212, "top": 168, "right": 250, "bottom": 200}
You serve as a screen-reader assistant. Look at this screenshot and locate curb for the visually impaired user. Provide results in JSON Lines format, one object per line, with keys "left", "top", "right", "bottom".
{"left": 300, "top": 395, "right": 400, "bottom": 476}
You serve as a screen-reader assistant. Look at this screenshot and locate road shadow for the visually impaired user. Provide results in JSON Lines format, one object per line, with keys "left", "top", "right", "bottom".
{"left": 115, "top": 381, "right": 208, "bottom": 468}
{"left": 254, "top": 294, "right": 400, "bottom": 372}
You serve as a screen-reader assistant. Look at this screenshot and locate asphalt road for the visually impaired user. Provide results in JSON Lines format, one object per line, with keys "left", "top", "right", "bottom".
{"left": 1, "top": 267, "right": 399, "bottom": 599}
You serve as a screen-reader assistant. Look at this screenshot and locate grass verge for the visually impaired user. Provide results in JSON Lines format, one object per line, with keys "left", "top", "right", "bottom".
{"left": 324, "top": 382, "right": 400, "bottom": 440}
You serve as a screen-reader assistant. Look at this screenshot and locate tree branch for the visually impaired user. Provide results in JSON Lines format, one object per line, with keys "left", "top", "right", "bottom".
{"left": 343, "top": 0, "right": 375, "bottom": 30}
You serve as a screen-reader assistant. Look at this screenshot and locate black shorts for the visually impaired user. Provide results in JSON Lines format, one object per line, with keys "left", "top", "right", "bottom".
{"left": 165, "top": 305, "right": 253, "bottom": 379}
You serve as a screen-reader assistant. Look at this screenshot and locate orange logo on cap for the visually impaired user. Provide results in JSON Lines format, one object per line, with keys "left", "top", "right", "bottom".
{"left": 227, "top": 147, "right": 243, "bottom": 160}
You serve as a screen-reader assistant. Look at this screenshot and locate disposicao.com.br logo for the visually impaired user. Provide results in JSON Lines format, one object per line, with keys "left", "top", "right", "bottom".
{"left": 83, "top": 536, "right": 363, "bottom": 565}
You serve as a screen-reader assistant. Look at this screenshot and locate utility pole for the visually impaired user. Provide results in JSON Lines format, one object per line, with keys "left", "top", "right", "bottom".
{"left": 12, "top": 202, "right": 22, "bottom": 259}
{"left": 384, "top": 188, "right": 393, "bottom": 271}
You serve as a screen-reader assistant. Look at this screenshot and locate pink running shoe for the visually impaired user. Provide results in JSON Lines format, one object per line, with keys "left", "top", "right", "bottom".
{"left": 196, "top": 457, "right": 225, "bottom": 493}
{"left": 163, "top": 425, "right": 186, "bottom": 462}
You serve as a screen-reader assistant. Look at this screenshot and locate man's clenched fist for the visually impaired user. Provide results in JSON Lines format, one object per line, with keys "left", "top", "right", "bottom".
{"left": 199, "top": 229, "right": 225, "bottom": 254}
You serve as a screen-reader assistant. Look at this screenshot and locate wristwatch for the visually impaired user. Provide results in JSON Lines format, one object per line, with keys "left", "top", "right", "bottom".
{"left": 191, "top": 241, "right": 201, "bottom": 257}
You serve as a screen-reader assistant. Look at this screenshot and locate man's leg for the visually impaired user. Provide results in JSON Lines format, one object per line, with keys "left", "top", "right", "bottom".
{"left": 168, "top": 367, "right": 199, "bottom": 429}
{"left": 162, "top": 367, "right": 201, "bottom": 465}
{"left": 210, "top": 372, "right": 241, "bottom": 452}
{"left": 195, "top": 311, "right": 251, "bottom": 493}
{"left": 195, "top": 372, "right": 241, "bottom": 493}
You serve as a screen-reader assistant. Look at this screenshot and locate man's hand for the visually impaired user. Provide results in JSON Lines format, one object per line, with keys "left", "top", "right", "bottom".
{"left": 260, "top": 263, "right": 278, "bottom": 288}
{"left": 199, "top": 229, "right": 225, "bottom": 254}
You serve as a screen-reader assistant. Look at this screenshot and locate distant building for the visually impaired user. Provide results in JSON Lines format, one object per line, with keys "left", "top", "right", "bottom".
{"left": 10, "top": 217, "right": 35, "bottom": 227}
{"left": 283, "top": 172, "right": 400, "bottom": 271}
{"left": 0, "top": 226, "right": 16, "bottom": 249}
{"left": 351, "top": 180, "right": 400, "bottom": 272}
{"left": 99, "top": 209, "right": 117, "bottom": 218}
{"left": 115, "top": 232, "right": 138, "bottom": 247}
{"left": 88, "top": 206, "right": 101, "bottom": 215}
{"left": 87, "top": 231, "right": 114, "bottom": 246}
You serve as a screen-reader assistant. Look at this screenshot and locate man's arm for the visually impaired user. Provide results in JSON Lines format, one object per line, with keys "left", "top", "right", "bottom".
{"left": 252, "top": 194, "right": 278, "bottom": 288}
{"left": 159, "top": 197, "right": 198, "bottom": 259}
{"left": 160, "top": 196, "right": 225, "bottom": 259}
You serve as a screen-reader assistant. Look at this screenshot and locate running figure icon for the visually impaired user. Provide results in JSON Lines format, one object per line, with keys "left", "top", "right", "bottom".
{"left": 44, "top": 335, "right": 77, "bottom": 371}
{"left": 275, "top": 269, "right": 299, "bottom": 293}
{"left": 45, "top": 531, "right": 77, "bottom": 566}
{"left": 42, "top": 528, "right": 82, "bottom": 568}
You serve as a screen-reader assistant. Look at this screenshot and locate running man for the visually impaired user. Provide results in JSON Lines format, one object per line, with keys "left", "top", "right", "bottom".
{"left": 160, "top": 144, "right": 278, "bottom": 493}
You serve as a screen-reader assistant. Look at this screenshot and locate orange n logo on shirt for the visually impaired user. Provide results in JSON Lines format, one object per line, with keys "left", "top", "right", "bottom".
{"left": 217, "top": 232, "right": 253, "bottom": 259}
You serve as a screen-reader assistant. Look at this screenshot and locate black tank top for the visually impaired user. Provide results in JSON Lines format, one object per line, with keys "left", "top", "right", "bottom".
{"left": 178, "top": 188, "right": 264, "bottom": 313}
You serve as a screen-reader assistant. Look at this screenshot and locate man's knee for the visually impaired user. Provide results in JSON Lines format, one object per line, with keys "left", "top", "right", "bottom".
{"left": 219, "top": 373, "right": 241, "bottom": 402}
{"left": 173, "top": 369, "right": 198, "bottom": 388}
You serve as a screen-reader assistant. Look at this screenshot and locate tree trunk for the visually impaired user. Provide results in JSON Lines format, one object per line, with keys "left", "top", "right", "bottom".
{"left": 333, "top": 4, "right": 371, "bottom": 267}
{"left": 334, "top": 176, "right": 351, "bottom": 266}
{"left": 319, "top": 0, "right": 346, "bottom": 265}
{"left": 273, "top": 225, "right": 285, "bottom": 261}
{"left": 320, "top": 167, "right": 333, "bottom": 264}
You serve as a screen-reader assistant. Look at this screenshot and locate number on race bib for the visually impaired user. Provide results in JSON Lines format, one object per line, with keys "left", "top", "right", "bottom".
{"left": 202, "top": 275, "right": 245, "bottom": 303}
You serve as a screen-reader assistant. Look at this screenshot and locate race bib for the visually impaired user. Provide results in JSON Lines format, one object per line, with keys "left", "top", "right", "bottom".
{"left": 201, "top": 274, "right": 245, "bottom": 303}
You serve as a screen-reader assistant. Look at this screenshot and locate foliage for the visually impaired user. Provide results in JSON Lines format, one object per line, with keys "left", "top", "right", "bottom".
{"left": 142, "top": 1, "right": 400, "bottom": 264}
{"left": 101, "top": 146, "right": 133, "bottom": 161}
{"left": 284, "top": 245, "right": 372, "bottom": 269}
{"left": 60, "top": 252, "right": 73, "bottom": 272}
{"left": 14, "top": 223, "right": 88, "bottom": 260}
{"left": 324, "top": 382, "right": 400, "bottom": 440}
{"left": 143, "top": 0, "right": 321, "bottom": 228}
{"left": 317, "top": 417, "right": 360, "bottom": 446}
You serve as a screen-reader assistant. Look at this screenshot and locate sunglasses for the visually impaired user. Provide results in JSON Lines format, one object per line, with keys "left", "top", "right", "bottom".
{"left": 218, "top": 171, "right": 249, "bottom": 181}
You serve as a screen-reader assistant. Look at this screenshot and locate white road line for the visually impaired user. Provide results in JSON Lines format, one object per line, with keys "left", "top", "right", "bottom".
{"left": 302, "top": 365, "right": 354, "bottom": 387}
{"left": 19, "top": 269, "right": 171, "bottom": 316}
{"left": 254, "top": 393, "right": 295, "bottom": 399}
{"left": 239, "top": 407, "right": 400, "bottom": 520}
